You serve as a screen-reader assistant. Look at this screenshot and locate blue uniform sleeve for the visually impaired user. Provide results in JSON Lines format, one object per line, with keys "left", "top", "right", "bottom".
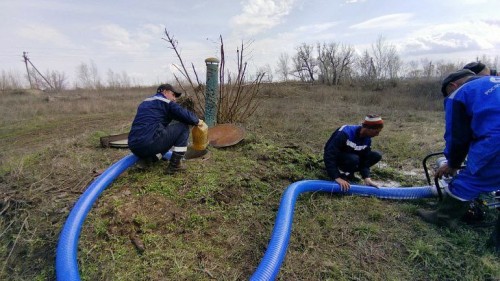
{"left": 167, "top": 102, "right": 200, "bottom": 125}
{"left": 443, "top": 98, "right": 472, "bottom": 168}
{"left": 324, "top": 131, "right": 348, "bottom": 180}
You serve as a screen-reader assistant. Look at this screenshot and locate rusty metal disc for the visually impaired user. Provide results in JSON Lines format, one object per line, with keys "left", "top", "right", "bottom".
{"left": 208, "top": 124, "right": 245, "bottom": 148}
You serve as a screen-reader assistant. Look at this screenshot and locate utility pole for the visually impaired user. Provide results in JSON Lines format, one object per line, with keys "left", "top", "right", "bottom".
{"left": 22, "top": 52, "right": 54, "bottom": 90}
{"left": 23, "top": 52, "right": 33, "bottom": 89}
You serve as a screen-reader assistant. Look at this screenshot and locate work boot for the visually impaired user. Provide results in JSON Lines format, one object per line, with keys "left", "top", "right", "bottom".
{"left": 417, "top": 196, "right": 469, "bottom": 228}
{"left": 165, "top": 152, "right": 186, "bottom": 175}
{"left": 135, "top": 154, "right": 162, "bottom": 170}
{"left": 462, "top": 200, "right": 486, "bottom": 225}
{"left": 416, "top": 209, "right": 458, "bottom": 228}
{"left": 136, "top": 157, "right": 153, "bottom": 170}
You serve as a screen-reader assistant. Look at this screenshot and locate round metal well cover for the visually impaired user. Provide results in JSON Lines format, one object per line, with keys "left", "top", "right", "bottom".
{"left": 208, "top": 124, "right": 246, "bottom": 148}
{"left": 109, "top": 139, "right": 129, "bottom": 148}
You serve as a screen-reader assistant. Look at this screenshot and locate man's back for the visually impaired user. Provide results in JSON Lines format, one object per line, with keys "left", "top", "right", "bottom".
{"left": 445, "top": 76, "right": 500, "bottom": 174}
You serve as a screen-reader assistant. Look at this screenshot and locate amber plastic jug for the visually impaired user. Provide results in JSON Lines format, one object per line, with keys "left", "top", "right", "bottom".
{"left": 191, "top": 124, "right": 209, "bottom": 150}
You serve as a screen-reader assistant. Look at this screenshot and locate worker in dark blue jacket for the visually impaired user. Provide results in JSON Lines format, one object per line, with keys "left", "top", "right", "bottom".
{"left": 418, "top": 70, "right": 500, "bottom": 228}
{"left": 128, "top": 84, "right": 207, "bottom": 174}
{"left": 324, "top": 115, "right": 383, "bottom": 191}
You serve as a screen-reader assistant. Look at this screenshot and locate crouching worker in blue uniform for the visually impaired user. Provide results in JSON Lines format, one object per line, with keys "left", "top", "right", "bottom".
{"left": 128, "top": 84, "right": 207, "bottom": 174}
{"left": 324, "top": 115, "right": 383, "bottom": 192}
{"left": 417, "top": 70, "right": 500, "bottom": 231}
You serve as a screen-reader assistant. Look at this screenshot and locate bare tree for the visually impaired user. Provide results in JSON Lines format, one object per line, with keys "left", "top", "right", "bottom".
{"left": 257, "top": 64, "right": 273, "bottom": 83}
{"left": 478, "top": 54, "right": 500, "bottom": 71}
{"left": 162, "top": 29, "right": 263, "bottom": 124}
{"left": 435, "top": 61, "right": 458, "bottom": 79}
{"left": 292, "top": 43, "right": 316, "bottom": 82}
{"left": 217, "top": 38, "right": 264, "bottom": 123}
{"left": 337, "top": 44, "right": 355, "bottom": 85}
{"left": 420, "top": 58, "right": 434, "bottom": 79}
{"left": 0, "top": 70, "right": 24, "bottom": 90}
{"left": 371, "top": 36, "right": 386, "bottom": 79}
{"left": 45, "top": 70, "right": 67, "bottom": 91}
{"left": 371, "top": 35, "right": 401, "bottom": 80}
{"left": 76, "top": 60, "right": 102, "bottom": 90}
{"left": 107, "top": 69, "right": 131, "bottom": 89}
{"left": 317, "top": 42, "right": 355, "bottom": 86}
{"left": 291, "top": 54, "right": 308, "bottom": 82}
{"left": 25, "top": 68, "right": 65, "bottom": 91}
{"left": 354, "top": 35, "right": 401, "bottom": 88}
{"left": 386, "top": 47, "right": 401, "bottom": 80}
{"left": 28, "top": 68, "right": 44, "bottom": 90}
{"left": 162, "top": 29, "right": 204, "bottom": 112}
{"left": 316, "top": 42, "right": 335, "bottom": 85}
{"left": 275, "top": 52, "right": 290, "bottom": 81}
{"left": 405, "top": 60, "right": 422, "bottom": 78}
{"left": 356, "top": 50, "right": 376, "bottom": 83}
{"left": 107, "top": 69, "right": 119, "bottom": 89}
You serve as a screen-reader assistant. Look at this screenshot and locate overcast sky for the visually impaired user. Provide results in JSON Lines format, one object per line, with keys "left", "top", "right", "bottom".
{"left": 1, "top": 0, "right": 499, "bottom": 86}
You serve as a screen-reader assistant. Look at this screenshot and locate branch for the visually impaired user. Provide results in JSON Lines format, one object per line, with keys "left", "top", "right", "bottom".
{"left": 162, "top": 28, "right": 196, "bottom": 90}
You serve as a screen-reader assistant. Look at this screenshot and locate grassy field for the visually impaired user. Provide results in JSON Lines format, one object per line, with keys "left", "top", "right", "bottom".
{"left": 1, "top": 82, "right": 499, "bottom": 280}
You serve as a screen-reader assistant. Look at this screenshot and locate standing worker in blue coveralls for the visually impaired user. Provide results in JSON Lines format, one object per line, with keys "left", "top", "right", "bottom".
{"left": 128, "top": 84, "right": 207, "bottom": 174}
{"left": 324, "top": 115, "right": 383, "bottom": 191}
{"left": 417, "top": 70, "right": 500, "bottom": 230}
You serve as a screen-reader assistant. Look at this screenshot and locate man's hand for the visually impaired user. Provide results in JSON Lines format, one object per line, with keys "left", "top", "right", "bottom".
{"left": 335, "top": 177, "right": 350, "bottom": 192}
{"left": 364, "top": 177, "right": 380, "bottom": 188}
{"left": 197, "top": 119, "right": 208, "bottom": 130}
{"left": 434, "top": 162, "right": 457, "bottom": 179}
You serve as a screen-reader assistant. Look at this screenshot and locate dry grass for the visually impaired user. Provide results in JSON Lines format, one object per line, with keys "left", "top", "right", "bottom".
{"left": 250, "top": 83, "right": 445, "bottom": 167}
{"left": 1, "top": 82, "right": 498, "bottom": 280}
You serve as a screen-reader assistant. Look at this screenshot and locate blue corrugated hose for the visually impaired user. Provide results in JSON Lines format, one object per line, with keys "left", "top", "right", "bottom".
{"left": 55, "top": 152, "right": 171, "bottom": 281}
{"left": 250, "top": 180, "right": 435, "bottom": 281}
{"left": 56, "top": 154, "right": 434, "bottom": 281}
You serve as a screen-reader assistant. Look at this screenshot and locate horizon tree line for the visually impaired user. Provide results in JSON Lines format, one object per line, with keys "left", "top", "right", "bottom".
{"left": 1, "top": 35, "right": 499, "bottom": 92}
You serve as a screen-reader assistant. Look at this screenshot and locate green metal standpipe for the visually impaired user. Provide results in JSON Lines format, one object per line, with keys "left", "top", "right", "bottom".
{"left": 204, "top": 57, "right": 219, "bottom": 127}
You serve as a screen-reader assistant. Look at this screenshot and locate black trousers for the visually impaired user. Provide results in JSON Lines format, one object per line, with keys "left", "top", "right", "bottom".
{"left": 130, "top": 122, "right": 190, "bottom": 159}
{"left": 337, "top": 150, "right": 382, "bottom": 178}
